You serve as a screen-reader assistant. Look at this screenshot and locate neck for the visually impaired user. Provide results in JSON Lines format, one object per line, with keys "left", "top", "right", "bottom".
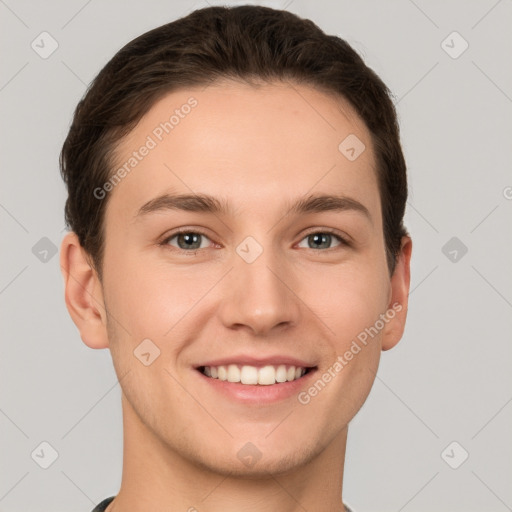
{"left": 108, "top": 393, "right": 348, "bottom": 512}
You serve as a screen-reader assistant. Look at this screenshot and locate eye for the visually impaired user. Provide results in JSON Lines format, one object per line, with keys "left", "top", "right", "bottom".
{"left": 159, "top": 228, "right": 350, "bottom": 254}
{"left": 161, "top": 230, "right": 213, "bottom": 252}
{"left": 296, "top": 230, "right": 349, "bottom": 250}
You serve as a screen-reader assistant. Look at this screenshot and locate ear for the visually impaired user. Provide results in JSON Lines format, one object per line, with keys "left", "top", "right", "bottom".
{"left": 381, "top": 236, "right": 412, "bottom": 351}
{"left": 60, "top": 232, "right": 109, "bottom": 349}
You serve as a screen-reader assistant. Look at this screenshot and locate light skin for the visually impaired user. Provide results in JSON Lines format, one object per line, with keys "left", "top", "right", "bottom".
{"left": 60, "top": 80, "right": 412, "bottom": 512}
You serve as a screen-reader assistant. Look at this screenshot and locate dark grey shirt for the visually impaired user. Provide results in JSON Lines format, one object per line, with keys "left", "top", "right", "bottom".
{"left": 91, "top": 496, "right": 354, "bottom": 511}
{"left": 91, "top": 497, "right": 114, "bottom": 512}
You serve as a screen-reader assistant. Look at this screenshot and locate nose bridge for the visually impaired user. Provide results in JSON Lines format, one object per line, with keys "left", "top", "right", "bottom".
{"left": 218, "top": 234, "right": 300, "bottom": 334}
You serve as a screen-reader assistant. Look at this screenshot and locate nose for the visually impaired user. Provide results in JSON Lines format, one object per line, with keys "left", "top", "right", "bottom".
{"left": 217, "top": 242, "right": 301, "bottom": 337}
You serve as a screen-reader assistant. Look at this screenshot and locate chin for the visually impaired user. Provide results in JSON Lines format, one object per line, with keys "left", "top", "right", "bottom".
{"left": 189, "top": 439, "right": 319, "bottom": 479}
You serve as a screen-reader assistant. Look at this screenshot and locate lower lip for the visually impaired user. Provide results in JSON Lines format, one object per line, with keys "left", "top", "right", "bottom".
{"left": 195, "top": 368, "right": 317, "bottom": 404}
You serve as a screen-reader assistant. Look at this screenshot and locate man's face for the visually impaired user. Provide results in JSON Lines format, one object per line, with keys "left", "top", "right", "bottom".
{"left": 98, "top": 81, "right": 402, "bottom": 475}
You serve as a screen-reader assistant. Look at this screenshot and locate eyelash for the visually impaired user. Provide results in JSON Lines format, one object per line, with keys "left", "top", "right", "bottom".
{"left": 159, "top": 228, "right": 350, "bottom": 254}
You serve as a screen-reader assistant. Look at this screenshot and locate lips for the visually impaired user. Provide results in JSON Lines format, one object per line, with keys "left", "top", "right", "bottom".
{"left": 195, "top": 361, "right": 318, "bottom": 404}
{"left": 195, "top": 354, "right": 317, "bottom": 369}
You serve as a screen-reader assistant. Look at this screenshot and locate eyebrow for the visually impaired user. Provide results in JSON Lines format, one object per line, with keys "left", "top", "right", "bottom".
{"left": 133, "top": 192, "right": 372, "bottom": 224}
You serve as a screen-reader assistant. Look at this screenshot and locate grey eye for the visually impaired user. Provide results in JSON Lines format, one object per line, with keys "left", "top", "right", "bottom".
{"left": 297, "top": 232, "right": 343, "bottom": 250}
{"left": 167, "top": 232, "right": 211, "bottom": 250}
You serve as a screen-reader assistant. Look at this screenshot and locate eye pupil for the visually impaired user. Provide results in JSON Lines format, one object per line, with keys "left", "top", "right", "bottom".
{"left": 309, "top": 233, "right": 331, "bottom": 249}
{"left": 178, "top": 233, "right": 201, "bottom": 249}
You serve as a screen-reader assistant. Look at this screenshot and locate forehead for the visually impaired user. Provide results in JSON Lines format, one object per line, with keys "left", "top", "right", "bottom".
{"left": 107, "top": 80, "right": 379, "bottom": 224}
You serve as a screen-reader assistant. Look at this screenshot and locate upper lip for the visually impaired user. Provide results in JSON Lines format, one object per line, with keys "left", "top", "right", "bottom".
{"left": 196, "top": 354, "right": 317, "bottom": 369}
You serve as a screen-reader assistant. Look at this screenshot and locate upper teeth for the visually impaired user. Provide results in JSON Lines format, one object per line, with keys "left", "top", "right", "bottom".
{"left": 202, "top": 364, "right": 307, "bottom": 385}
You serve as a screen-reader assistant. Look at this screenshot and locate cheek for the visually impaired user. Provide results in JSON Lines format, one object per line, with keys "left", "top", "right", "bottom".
{"left": 311, "top": 261, "right": 390, "bottom": 342}
{"left": 303, "top": 269, "right": 386, "bottom": 420}
{"left": 104, "top": 254, "right": 222, "bottom": 347}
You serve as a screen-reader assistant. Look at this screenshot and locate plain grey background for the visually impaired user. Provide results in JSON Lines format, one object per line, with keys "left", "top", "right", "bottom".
{"left": 1, "top": 1, "right": 511, "bottom": 511}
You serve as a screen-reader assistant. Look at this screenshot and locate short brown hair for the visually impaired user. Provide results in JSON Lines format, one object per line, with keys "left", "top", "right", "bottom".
{"left": 60, "top": 5, "right": 408, "bottom": 280}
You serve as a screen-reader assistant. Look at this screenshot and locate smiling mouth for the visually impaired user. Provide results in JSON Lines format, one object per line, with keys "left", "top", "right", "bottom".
{"left": 197, "top": 364, "right": 317, "bottom": 386}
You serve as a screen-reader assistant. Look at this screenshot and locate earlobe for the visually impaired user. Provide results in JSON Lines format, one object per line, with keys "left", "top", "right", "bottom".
{"left": 60, "top": 232, "right": 110, "bottom": 349}
{"left": 382, "top": 236, "right": 412, "bottom": 351}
